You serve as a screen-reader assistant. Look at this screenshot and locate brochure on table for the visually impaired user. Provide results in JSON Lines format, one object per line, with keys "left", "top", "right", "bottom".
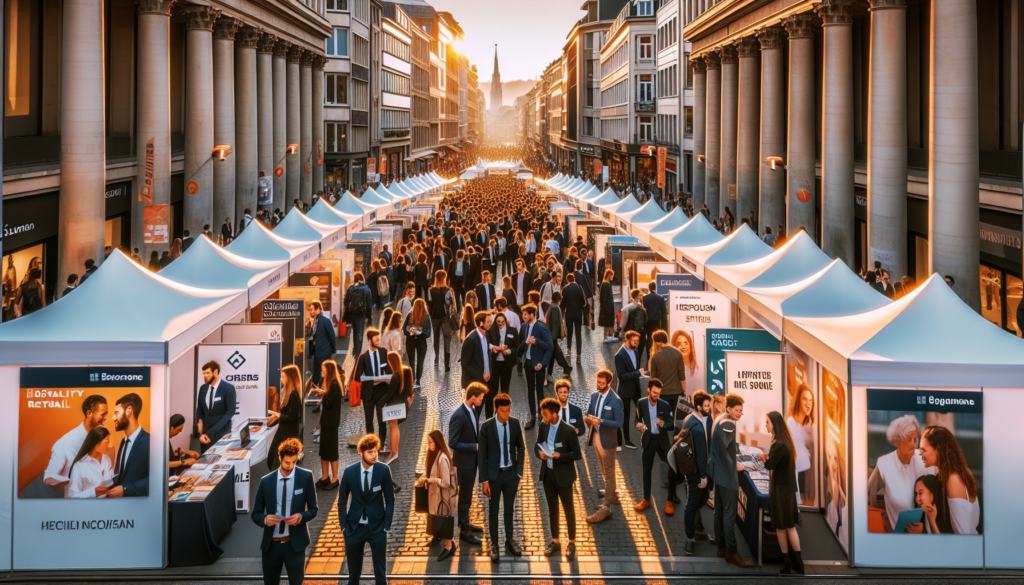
{"left": 180, "top": 419, "right": 278, "bottom": 512}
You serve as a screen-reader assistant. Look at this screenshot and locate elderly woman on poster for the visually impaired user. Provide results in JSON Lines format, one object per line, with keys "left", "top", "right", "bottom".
{"left": 867, "top": 415, "right": 935, "bottom": 532}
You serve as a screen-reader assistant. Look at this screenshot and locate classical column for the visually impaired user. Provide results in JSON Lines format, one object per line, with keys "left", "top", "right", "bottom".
{"left": 704, "top": 52, "right": 722, "bottom": 216}
{"left": 134, "top": 0, "right": 175, "bottom": 255}
{"left": 718, "top": 44, "right": 739, "bottom": 219}
{"left": 213, "top": 16, "right": 239, "bottom": 230}
{"left": 784, "top": 14, "right": 817, "bottom": 239}
{"left": 58, "top": 0, "right": 106, "bottom": 287}
{"left": 257, "top": 34, "right": 277, "bottom": 208}
{"left": 929, "top": 0, "right": 980, "bottom": 309}
{"left": 756, "top": 26, "right": 787, "bottom": 238}
{"left": 183, "top": 6, "right": 218, "bottom": 242}
{"left": 286, "top": 46, "right": 302, "bottom": 206}
{"left": 312, "top": 55, "right": 326, "bottom": 198}
{"left": 273, "top": 40, "right": 291, "bottom": 212}
{"left": 235, "top": 26, "right": 261, "bottom": 221}
{"left": 691, "top": 57, "right": 707, "bottom": 211}
{"left": 735, "top": 36, "right": 760, "bottom": 228}
{"left": 299, "top": 50, "right": 314, "bottom": 205}
{"left": 816, "top": 0, "right": 856, "bottom": 267}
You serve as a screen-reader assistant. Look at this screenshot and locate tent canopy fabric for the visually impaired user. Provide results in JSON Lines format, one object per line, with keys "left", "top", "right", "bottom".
{"left": 783, "top": 274, "right": 1024, "bottom": 387}
{"left": 679, "top": 224, "right": 771, "bottom": 280}
{"left": 705, "top": 231, "right": 833, "bottom": 302}
{"left": 620, "top": 199, "right": 667, "bottom": 225}
{"left": 358, "top": 188, "right": 391, "bottom": 206}
{"left": 306, "top": 198, "right": 353, "bottom": 227}
{"left": 586, "top": 189, "right": 621, "bottom": 207}
{"left": 600, "top": 193, "right": 642, "bottom": 216}
{"left": 227, "top": 221, "right": 320, "bottom": 271}
{"left": 159, "top": 235, "right": 288, "bottom": 307}
{"left": 564, "top": 180, "right": 590, "bottom": 198}
{"left": 274, "top": 209, "right": 340, "bottom": 245}
{"left": 737, "top": 259, "right": 891, "bottom": 339}
{"left": 335, "top": 191, "right": 376, "bottom": 216}
{"left": 0, "top": 251, "right": 247, "bottom": 365}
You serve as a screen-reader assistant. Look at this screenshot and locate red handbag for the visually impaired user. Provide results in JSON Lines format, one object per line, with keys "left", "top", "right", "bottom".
{"left": 349, "top": 379, "right": 361, "bottom": 407}
{"left": 339, "top": 321, "right": 348, "bottom": 337}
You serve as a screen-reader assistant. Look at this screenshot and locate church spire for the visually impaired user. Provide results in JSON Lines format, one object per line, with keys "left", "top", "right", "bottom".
{"left": 493, "top": 44, "right": 500, "bottom": 77}
{"left": 490, "top": 44, "right": 502, "bottom": 111}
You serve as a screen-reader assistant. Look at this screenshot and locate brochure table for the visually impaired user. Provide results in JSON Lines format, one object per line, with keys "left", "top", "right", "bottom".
{"left": 168, "top": 470, "right": 236, "bottom": 566}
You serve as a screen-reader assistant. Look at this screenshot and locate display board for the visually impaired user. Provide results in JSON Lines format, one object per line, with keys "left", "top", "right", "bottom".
{"left": 276, "top": 286, "right": 319, "bottom": 369}
{"left": 634, "top": 261, "right": 677, "bottom": 292}
{"left": 221, "top": 323, "right": 283, "bottom": 414}
{"left": 725, "top": 350, "right": 786, "bottom": 454}
{"left": 258, "top": 299, "right": 304, "bottom": 379}
{"left": 821, "top": 366, "right": 850, "bottom": 553}
{"left": 705, "top": 329, "right": 780, "bottom": 396}
{"left": 346, "top": 241, "right": 374, "bottom": 279}
{"left": 667, "top": 290, "right": 732, "bottom": 396}
{"left": 290, "top": 271, "right": 334, "bottom": 334}
{"left": 655, "top": 272, "right": 703, "bottom": 301}
{"left": 195, "top": 344, "right": 269, "bottom": 429}
{"left": 785, "top": 342, "right": 819, "bottom": 507}
{"left": 619, "top": 250, "right": 663, "bottom": 302}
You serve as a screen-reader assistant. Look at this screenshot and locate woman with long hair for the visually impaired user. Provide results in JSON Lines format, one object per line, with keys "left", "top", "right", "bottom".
{"left": 761, "top": 411, "right": 803, "bottom": 574}
{"left": 786, "top": 384, "right": 816, "bottom": 504}
{"left": 68, "top": 426, "right": 113, "bottom": 498}
{"left": 268, "top": 364, "right": 304, "bottom": 470}
{"left": 415, "top": 429, "right": 458, "bottom": 560}
{"left": 414, "top": 252, "right": 430, "bottom": 300}
{"left": 148, "top": 251, "right": 161, "bottom": 272}
{"left": 427, "top": 269, "right": 454, "bottom": 371}
{"left": 914, "top": 474, "right": 954, "bottom": 534}
{"left": 458, "top": 303, "right": 475, "bottom": 342}
{"left": 598, "top": 269, "right": 617, "bottom": 340}
{"left": 381, "top": 311, "right": 405, "bottom": 355}
{"left": 671, "top": 330, "right": 699, "bottom": 381}
{"left": 168, "top": 238, "right": 183, "bottom": 261}
{"left": 403, "top": 298, "right": 432, "bottom": 388}
{"left": 368, "top": 259, "right": 383, "bottom": 310}
{"left": 313, "top": 360, "right": 343, "bottom": 489}
{"left": 14, "top": 267, "right": 46, "bottom": 318}
{"left": 396, "top": 282, "right": 416, "bottom": 321}
{"left": 381, "top": 352, "right": 405, "bottom": 462}
{"left": 919, "top": 425, "right": 980, "bottom": 534}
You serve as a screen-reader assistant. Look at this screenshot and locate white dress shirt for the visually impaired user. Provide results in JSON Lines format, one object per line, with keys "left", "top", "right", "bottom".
{"left": 477, "top": 330, "right": 490, "bottom": 376}
{"left": 44, "top": 422, "right": 88, "bottom": 497}
{"left": 502, "top": 310, "right": 521, "bottom": 331}
{"left": 647, "top": 400, "right": 660, "bottom": 434}
{"left": 524, "top": 323, "right": 535, "bottom": 361}
{"left": 69, "top": 454, "right": 114, "bottom": 498}
{"left": 545, "top": 414, "right": 560, "bottom": 469}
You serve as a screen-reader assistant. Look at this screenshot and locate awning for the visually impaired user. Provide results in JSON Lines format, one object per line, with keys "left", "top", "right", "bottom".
{"left": 444, "top": 144, "right": 463, "bottom": 153}
{"left": 405, "top": 150, "right": 437, "bottom": 162}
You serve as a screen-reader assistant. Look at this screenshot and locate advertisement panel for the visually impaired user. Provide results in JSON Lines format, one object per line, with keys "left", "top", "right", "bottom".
{"left": 725, "top": 350, "right": 786, "bottom": 455}
{"left": 634, "top": 261, "right": 677, "bottom": 292}
{"left": 221, "top": 323, "right": 283, "bottom": 408}
{"left": 821, "top": 366, "right": 849, "bottom": 552}
{"left": 195, "top": 344, "right": 269, "bottom": 427}
{"left": 705, "top": 328, "right": 780, "bottom": 395}
{"left": 290, "top": 271, "right": 335, "bottom": 334}
{"left": 142, "top": 204, "right": 169, "bottom": 245}
{"left": 655, "top": 272, "right": 703, "bottom": 301}
{"left": 785, "top": 342, "right": 819, "bottom": 507}
{"left": 667, "top": 290, "right": 732, "bottom": 398}
{"left": 259, "top": 299, "right": 304, "bottom": 374}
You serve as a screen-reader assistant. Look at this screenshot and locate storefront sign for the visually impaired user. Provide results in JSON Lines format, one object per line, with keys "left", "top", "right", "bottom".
{"left": 379, "top": 157, "right": 387, "bottom": 175}
{"left": 2, "top": 192, "right": 59, "bottom": 251}
{"left": 580, "top": 145, "right": 596, "bottom": 156}
{"left": 367, "top": 158, "right": 376, "bottom": 175}
{"left": 105, "top": 181, "right": 132, "bottom": 217}
{"left": 594, "top": 161, "right": 602, "bottom": 176}
{"left": 142, "top": 204, "right": 169, "bottom": 245}
{"left": 668, "top": 290, "right": 732, "bottom": 398}
{"left": 979, "top": 222, "right": 1023, "bottom": 260}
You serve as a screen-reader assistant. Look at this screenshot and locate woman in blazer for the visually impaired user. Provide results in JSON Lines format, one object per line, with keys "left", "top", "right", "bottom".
{"left": 598, "top": 269, "right": 617, "bottom": 340}
{"left": 414, "top": 253, "right": 430, "bottom": 300}
{"left": 403, "top": 298, "right": 432, "bottom": 388}
{"left": 313, "top": 360, "right": 343, "bottom": 489}
{"left": 415, "top": 429, "right": 458, "bottom": 561}
{"left": 268, "top": 365, "right": 304, "bottom": 470}
{"left": 762, "top": 410, "right": 803, "bottom": 575}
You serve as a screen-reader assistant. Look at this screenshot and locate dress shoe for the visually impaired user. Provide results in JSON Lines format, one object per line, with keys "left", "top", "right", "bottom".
{"left": 683, "top": 540, "right": 695, "bottom": 556}
{"left": 506, "top": 539, "right": 523, "bottom": 557}
{"left": 563, "top": 367, "right": 573, "bottom": 376}
{"left": 437, "top": 545, "right": 455, "bottom": 562}
{"left": 544, "top": 541, "right": 561, "bottom": 557}
{"left": 316, "top": 478, "right": 330, "bottom": 488}
{"left": 665, "top": 501, "right": 675, "bottom": 516}
{"left": 459, "top": 531, "right": 482, "bottom": 545}
{"left": 489, "top": 548, "right": 500, "bottom": 563}
{"left": 576, "top": 355, "right": 582, "bottom": 364}
{"left": 624, "top": 440, "right": 637, "bottom": 450}
{"left": 726, "top": 550, "right": 755, "bottom": 568}
{"left": 695, "top": 532, "right": 709, "bottom": 541}
{"left": 671, "top": 493, "right": 682, "bottom": 504}
{"left": 717, "top": 547, "right": 727, "bottom": 558}
{"left": 597, "top": 488, "right": 604, "bottom": 497}
{"left": 469, "top": 523, "right": 484, "bottom": 533}
{"left": 565, "top": 541, "right": 576, "bottom": 560}
{"left": 586, "top": 506, "right": 611, "bottom": 523}
{"left": 325, "top": 480, "right": 339, "bottom": 490}
{"left": 634, "top": 499, "right": 651, "bottom": 511}
{"left": 524, "top": 418, "right": 536, "bottom": 430}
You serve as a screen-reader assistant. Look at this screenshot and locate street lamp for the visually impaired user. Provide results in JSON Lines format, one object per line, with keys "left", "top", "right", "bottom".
{"left": 184, "top": 145, "right": 234, "bottom": 192}
{"left": 765, "top": 155, "right": 812, "bottom": 203}
{"left": 274, "top": 144, "right": 300, "bottom": 176}
{"left": 696, "top": 153, "right": 720, "bottom": 173}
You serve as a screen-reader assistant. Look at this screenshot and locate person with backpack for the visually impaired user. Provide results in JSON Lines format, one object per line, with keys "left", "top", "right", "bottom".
{"left": 618, "top": 288, "right": 648, "bottom": 365}
{"left": 14, "top": 267, "right": 46, "bottom": 318}
{"left": 427, "top": 270, "right": 456, "bottom": 371}
{"left": 681, "top": 390, "right": 713, "bottom": 554}
{"left": 344, "top": 272, "right": 373, "bottom": 357}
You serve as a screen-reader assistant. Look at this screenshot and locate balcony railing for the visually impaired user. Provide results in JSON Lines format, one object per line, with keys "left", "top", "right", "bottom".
{"left": 635, "top": 100, "right": 656, "bottom": 113}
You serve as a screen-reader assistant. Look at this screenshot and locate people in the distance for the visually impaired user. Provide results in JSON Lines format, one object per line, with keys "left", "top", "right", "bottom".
{"left": 760, "top": 410, "right": 804, "bottom": 575}
{"left": 339, "top": 434, "right": 395, "bottom": 585}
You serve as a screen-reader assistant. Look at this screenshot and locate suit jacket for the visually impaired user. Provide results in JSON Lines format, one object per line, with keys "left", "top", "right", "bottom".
{"left": 512, "top": 271, "right": 534, "bottom": 303}
{"left": 468, "top": 254, "right": 482, "bottom": 286}
{"left": 557, "top": 403, "right": 587, "bottom": 436}
{"left": 447, "top": 259, "right": 470, "bottom": 289}
{"left": 486, "top": 323, "right": 519, "bottom": 369}
{"left": 637, "top": 397, "right": 674, "bottom": 452}
{"left": 432, "top": 253, "right": 449, "bottom": 276}
{"left": 477, "top": 416, "right": 525, "bottom": 484}
{"left": 587, "top": 390, "right": 624, "bottom": 449}
{"left": 310, "top": 312, "right": 337, "bottom": 358}
{"left": 517, "top": 320, "right": 553, "bottom": 367}
{"left": 648, "top": 345, "right": 686, "bottom": 400}
{"left": 338, "top": 462, "right": 396, "bottom": 535}
{"left": 251, "top": 467, "right": 319, "bottom": 551}
{"left": 642, "top": 292, "right": 667, "bottom": 325}
{"left": 683, "top": 413, "right": 709, "bottom": 479}
{"left": 535, "top": 420, "right": 582, "bottom": 487}
{"left": 614, "top": 346, "right": 642, "bottom": 400}
{"left": 181, "top": 236, "right": 194, "bottom": 252}
{"left": 355, "top": 348, "right": 391, "bottom": 402}
{"left": 414, "top": 263, "right": 430, "bottom": 286}
{"left": 545, "top": 304, "right": 564, "bottom": 341}
{"left": 708, "top": 414, "right": 739, "bottom": 490}
{"left": 449, "top": 403, "right": 481, "bottom": 470}
{"left": 114, "top": 429, "right": 150, "bottom": 497}
{"left": 475, "top": 283, "right": 497, "bottom": 311}
{"left": 459, "top": 329, "right": 489, "bottom": 388}
{"left": 449, "top": 235, "right": 466, "bottom": 251}
{"left": 197, "top": 379, "right": 238, "bottom": 443}
{"left": 560, "top": 282, "right": 586, "bottom": 319}
{"left": 502, "top": 289, "right": 519, "bottom": 314}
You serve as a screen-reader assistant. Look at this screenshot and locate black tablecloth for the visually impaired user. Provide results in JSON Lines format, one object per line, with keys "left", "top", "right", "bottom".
{"left": 168, "top": 471, "right": 236, "bottom": 567}
{"left": 737, "top": 470, "right": 773, "bottom": 563}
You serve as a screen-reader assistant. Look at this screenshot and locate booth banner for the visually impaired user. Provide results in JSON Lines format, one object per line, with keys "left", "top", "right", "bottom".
{"left": 290, "top": 271, "right": 334, "bottom": 333}
{"left": 196, "top": 344, "right": 269, "bottom": 428}
{"left": 260, "top": 299, "right": 303, "bottom": 374}
{"left": 655, "top": 272, "right": 703, "bottom": 300}
{"left": 668, "top": 290, "right": 731, "bottom": 397}
{"left": 222, "top": 323, "right": 283, "bottom": 410}
{"left": 634, "top": 261, "right": 677, "bottom": 291}
{"left": 277, "top": 287, "right": 319, "bottom": 363}
{"left": 785, "top": 342, "right": 819, "bottom": 507}
{"left": 706, "top": 329, "right": 780, "bottom": 395}
{"left": 725, "top": 351, "right": 785, "bottom": 454}
{"left": 866, "top": 388, "right": 983, "bottom": 536}
{"left": 821, "top": 366, "right": 849, "bottom": 552}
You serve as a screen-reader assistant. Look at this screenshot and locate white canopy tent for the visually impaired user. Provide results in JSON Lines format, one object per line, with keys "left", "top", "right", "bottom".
{"left": 160, "top": 235, "right": 289, "bottom": 308}
{"left": 585, "top": 189, "right": 621, "bottom": 208}
{"left": 634, "top": 206, "right": 687, "bottom": 245}
{"left": 227, "top": 221, "right": 320, "bottom": 272}
{"left": 546, "top": 174, "right": 568, "bottom": 190}
{"left": 617, "top": 198, "right": 666, "bottom": 225}
{"left": 678, "top": 224, "right": 771, "bottom": 280}
{"left": 600, "top": 192, "right": 642, "bottom": 220}
{"left": 564, "top": 180, "right": 592, "bottom": 199}
{"left": 335, "top": 190, "right": 378, "bottom": 219}
{"left": 306, "top": 198, "right": 355, "bottom": 232}
{"left": 705, "top": 231, "right": 833, "bottom": 302}
{"left": 273, "top": 208, "right": 345, "bottom": 252}
{"left": 358, "top": 187, "right": 392, "bottom": 207}
{"left": 648, "top": 212, "right": 722, "bottom": 265}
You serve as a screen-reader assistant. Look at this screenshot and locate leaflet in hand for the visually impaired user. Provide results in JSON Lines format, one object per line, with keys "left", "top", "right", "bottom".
{"left": 538, "top": 444, "right": 555, "bottom": 458}
{"left": 360, "top": 375, "right": 393, "bottom": 382}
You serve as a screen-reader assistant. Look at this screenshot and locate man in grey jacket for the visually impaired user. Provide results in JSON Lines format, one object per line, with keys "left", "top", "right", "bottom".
{"left": 708, "top": 393, "right": 755, "bottom": 568}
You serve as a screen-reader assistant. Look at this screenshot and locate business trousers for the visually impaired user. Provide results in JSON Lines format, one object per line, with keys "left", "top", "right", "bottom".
{"left": 344, "top": 524, "right": 388, "bottom": 585}
{"left": 431, "top": 320, "right": 452, "bottom": 366}
{"left": 523, "top": 358, "right": 547, "bottom": 420}
{"left": 457, "top": 466, "right": 477, "bottom": 533}
{"left": 565, "top": 316, "right": 583, "bottom": 355}
{"left": 350, "top": 315, "right": 366, "bottom": 358}
{"left": 406, "top": 338, "right": 428, "bottom": 383}
{"left": 363, "top": 385, "right": 388, "bottom": 444}
{"left": 684, "top": 474, "right": 711, "bottom": 539}
{"left": 490, "top": 358, "right": 514, "bottom": 415}
{"left": 547, "top": 342, "right": 571, "bottom": 377}
{"left": 261, "top": 540, "right": 305, "bottom": 585}
{"left": 452, "top": 284, "right": 465, "bottom": 309}
{"left": 593, "top": 436, "right": 618, "bottom": 507}
{"left": 641, "top": 443, "right": 676, "bottom": 500}
{"left": 585, "top": 296, "right": 595, "bottom": 327}
{"left": 620, "top": 392, "right": 641, "bottom": 444}
{"left": 542, "top": 473, "right": 576, "bottom": 541}
{"left": 713, "top": 483, "right": 739, "bottom": 552}
{"left": 489, "top": 468, "right": 519, "bottom": 548}
{"left": 312, "top": 353, "right": 327, "bottom": 386}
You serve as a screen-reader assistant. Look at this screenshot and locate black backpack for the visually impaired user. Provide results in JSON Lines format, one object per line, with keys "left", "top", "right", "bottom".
{"left": 347, "top": 285, "right": 367, "bottom": 316}
{"left": 673, "top": 421, "right": 698, "bottom": 478}
{"left": 629, "top": 304, "right": 648, "bottom": 334}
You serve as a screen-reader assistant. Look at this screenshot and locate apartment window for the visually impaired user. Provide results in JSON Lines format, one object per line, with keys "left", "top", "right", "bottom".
{"left": 586, "top": 87, "right": 594, "bottom": 108}
{"left": 586, "top": 32, "right": 595, "bottom": 50}
{"left": 637, "top": 74, "right": 653, "bottom": 102}
{"left": 383, "top": 32, "right": 411, "bottom": 62}
{"left": 5, "top": 0, "right": 41, "bottom": 137}
{"left": 326, "top": 0, "right": 348, "bottom": 11}
{"left": 685, "top": 52, "right": 693, "bottom": 87}
{"left": 638, "top": 36, "right": 653, "bottom": 61}
{"left": 326, "top": 27, "right": 349, "bottom": 57}
{"left": 637, "top": 0, "right": 653, "bottom": 16}
{"left": 639, "top": 116, "right": 652, "bottom": 141}
{"left": 382, "top": 109, "right": 411, "bottom": 130}
{"left": 685, "top": 107, "right": 693, "bottom": 136}
{"left": 381, "top": 70, "right": 410, "bottom": 96}
{"left": 584, "top": 116, "right": 595, "bottom": 137}
{"left": 325, "top": 73, "right": 349, "bottom": 105}
{"left": 326, "top": 121, "right": 348, "bottom": 152}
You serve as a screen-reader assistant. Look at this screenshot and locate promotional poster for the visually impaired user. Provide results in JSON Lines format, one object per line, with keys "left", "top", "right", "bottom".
{"left": 866, "top": 388, "right": 983, "bottom": 536}
{"left": 725, "top": 350, "right": 785, "bottom": 453}
{"left": 668, "top": 291, "right": 732, "bottom": 397}
{"left": 632, "top": 261, "right": 677, "bottom": 292}
{"left": 705, "top": 329, "right": 780, "bottom": 395}
{"left": 655, "top": 272, "right": 703, "bottom": 300}
{"left": 277, "top": 286, "right": 320, "bottom": 359}
{"left": 195, "top": 344, "right": 269, "bottom": 427}
{"left": 822, "top": 366, "right": 849, "bottom": 552}
{"left": 785, "top": 342, "right": 819, "bottom": 507}
{"left": 221, "top": 324, "right": 283, "bottom": 415}
{"left": 19, "top": 367, "right": 151, "bottom": 499}
{"left": 290, "top": 271, "right": 335, "bottom": 333}
{"left": 258, "top": 299, "right": 304, "bottom": 373}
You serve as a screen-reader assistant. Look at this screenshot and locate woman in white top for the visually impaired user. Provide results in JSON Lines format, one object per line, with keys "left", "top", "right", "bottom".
{"left": 395, "top": 283, "right": 416, "bottom": 322}
{"left": 380, "top": 312, "right": 405, "bottom": 356}
{"left": 540, "top": 273, "right": 561, "bottom": 309}
{"left": 68, "top": 427, "right": 114, "bottom": 498}
{"left": 919, "top": 425, "right": 980, "bottom": 534}
{"left": 867, "top": 414, "right": 934, "bottom": 531}
{"left": 786, "top": 384, "right": 816, "bottom": 505}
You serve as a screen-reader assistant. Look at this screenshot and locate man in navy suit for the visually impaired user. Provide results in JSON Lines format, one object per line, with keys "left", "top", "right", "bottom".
{"left": 584, "top": 369, "right": 623, "bottom": 523}
{"left": 535, "top": 397, "right": 583, "bottom": 560}
{"left": 614, "top": 333, "right": 646, "bottom": 450}
{"left": 108, "top": 393, "right": 150, "bottom": 498}
{"left": 308, "top": 301, "right": 337, "bottom": 387}
{"left": 449, "top": 383, "right": 486, "bottom": 545}
{"left": 459, "top": 311, "right": 492, "bottom": 390}
{"left": 517, "top": 304, "right": 552, "bottom": 429}
{"left": 339, "top": 434, "right": 395, "bottom": 585}
{"left": 682, "top": 390, "right": 713, "bottom": 554}
{"left": 477, "top": 392, "right": 525, "bottom": 562}
{"left": 633, "top": 378, "right": 676, "bottom": 515}
{"left": 196, "top": 360, "right": 238, "bottom": 453}
{"left": 475, "top": 271, "right": 497, "bottom": 311}
{"left": 553, "top": 379, "right": 586, "bottom": 437}
{"left": 251, "top": 438, "right": 319, "bottom": 585}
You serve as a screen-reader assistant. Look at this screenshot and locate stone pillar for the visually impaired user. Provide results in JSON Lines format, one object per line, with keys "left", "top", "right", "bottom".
{"left": 257, "top": 34, "right": 277, "bottom": 209}
{"left": 718, "top": 44, "right": 739, "bottom": 219}
{"left": 312, "top": 55, "right": 326, "bottom": 198}
{"left": 286, "top": 46, "right": 302, "bottom": 206}
{"left": 816, "top": 0, "right": 856, "bottom": 267}
{"left": 756, "top": 26, "right": 787, "bottom": 238}
{"left": 704, "top": 52, "right": 722, "bottom": 216}
{"left": 691, "top": 57, "right": 707, "bottom": 211}
{"left": 134, "top": 0, "right": 175, "bottom": 255}
{"left": 299, "top": 50, "right": 314, "bottom": 205}
{"left": 735, "top": 37, "right": 760, "bottom": 228}
{"left": 183, "top": 6, "right": 218, "bottom": 242}
{"left": 784, "top": 14, "right": 817, "bottom": 239}
{"left": 235, "top": 26, "right": 261, "bottom": 221}
{"left": 273, "top": 40, "right": 291, "bottom": 212}
{"left": 213, "top": 16, "right": 239, "bottom": 231}
{"left": 58, "top": 0, "right": 106, "bottom": 287}
{"left": 929, "top": 0, "right": 980, "bottom": 309}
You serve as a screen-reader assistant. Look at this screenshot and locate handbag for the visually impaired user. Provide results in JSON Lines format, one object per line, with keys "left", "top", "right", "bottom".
{"left": 349, "top": 379, "right": 361, "bottom": 407}
{"left": 426, "top": 495, "right": 455, "bottom": 540}
{"left": 414, "top": 485, "right": 429, "bottom": 514}
{"left": 339, "top": 321, "right": 348, "bottom": 337}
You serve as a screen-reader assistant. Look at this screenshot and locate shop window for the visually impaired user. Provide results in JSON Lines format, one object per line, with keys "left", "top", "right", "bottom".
{"left": 4, "top": 0, "right": 41, "bottom": 137}
{"left": 980, "top": 265, "right": 1023, "bottom": 334}
{"left": 1009, "top": 275, "right": 1023, "bottom": 336}
{"left": 2, "top": 244, "right": 43, "bottom": 322}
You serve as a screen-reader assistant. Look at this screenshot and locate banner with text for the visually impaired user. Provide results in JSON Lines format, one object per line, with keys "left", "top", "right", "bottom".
{"left": 725, "top": 350, "right": 785, "bottom": 455}
{"left": 667, "top": 290, "right": 732, "bottom": 401}
{"left": 196, "top": 344, "right": 269, "bottom": 428}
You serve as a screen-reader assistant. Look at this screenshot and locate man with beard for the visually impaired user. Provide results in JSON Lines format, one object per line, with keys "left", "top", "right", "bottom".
{"left": 339, "top": 434, "right": 395, "bottom": 585}
{"left": 44, "top": 395, "right": 108, "bottom": 497}
{"left": 109, "top": 393, "right": 150, "bottom": 498}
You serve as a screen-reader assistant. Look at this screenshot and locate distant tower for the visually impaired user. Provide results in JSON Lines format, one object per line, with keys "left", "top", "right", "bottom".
{"left": 490, "top": 44, "right": 502, "bottom": 112}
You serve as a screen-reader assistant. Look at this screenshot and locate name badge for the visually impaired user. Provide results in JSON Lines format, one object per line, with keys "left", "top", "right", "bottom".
{"left": 507, "top": 334, "right": 514, "bottom": 338}
{"left": 555, "top": 442, "right": 563, "bottom": 448}
{"left": 214, "top": 397, "right": 222, "bottom": 402}
{"left": 569, "top": 418, "right": 576, "bottom": 423}
{"left": 294, "top": 488, "right": 304, "bottom": 494}
{"left": 373, "top": 485, "right": 382, "bottom": 492}
{"left": 604, "top": 406, "right": 612, "bottom": 410}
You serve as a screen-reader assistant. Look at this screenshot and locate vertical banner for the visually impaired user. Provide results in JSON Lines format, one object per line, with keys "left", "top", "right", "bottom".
{"left": 259, "top": 299, "right": 304, "bottom": 394}
{"left": 821, "top": 366, "right": 849, "bottom": 552}
{"left": 705, "top": 328, "right": 780, "bottom": 395}
{"left": 142, "top": 204, "right": 169, "bottom": 245}
{"left": 602, "top": 165, "right": 609, "bottom": 184}
{"left": 379, "top": 156, "right": 387, "bottom": 176}
{"left": 139, "top": 138, "right": 154, "bottom": 204}
{"left": 594, "top": 160, "right": 602, "bottom": 177}
{"left": 785, "top": 342, "right": 818, "bottom": 507}
{"left": 195, "top": 344, "right": 269, "bottom": 428}
{"left": 725, "top": 350, "right": 785, "bottom": 454}
{"left": 667, "top": 290, "right": 732, "bottom": 399}
{"left": 657, "top": 146, "right": 667, "bottom": 189}
{"left": 317, "top": 140, "right": 323, "bottom": 165}
{"left": 221, "top": 323, "right": 283, "bottom": 411}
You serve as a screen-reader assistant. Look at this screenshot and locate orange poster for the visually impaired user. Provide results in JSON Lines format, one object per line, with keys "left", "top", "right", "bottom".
{"left": 143, "top": 204, "right": 170, "bottom": 245}
{"left": 657, "top": 147, "right": 667, "bottom": 189}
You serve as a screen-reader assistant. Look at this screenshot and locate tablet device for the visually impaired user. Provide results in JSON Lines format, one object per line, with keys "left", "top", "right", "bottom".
{"left": 894, "top": 508, "right": 925, "bottom": 533}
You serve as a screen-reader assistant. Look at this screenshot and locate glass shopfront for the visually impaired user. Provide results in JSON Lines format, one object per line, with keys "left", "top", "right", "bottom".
{"left": 2, "top": 190, "right": 58, "bottom": 321}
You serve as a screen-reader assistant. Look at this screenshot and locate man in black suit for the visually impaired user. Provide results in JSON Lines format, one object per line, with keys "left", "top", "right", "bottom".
{"left": 449, "top": 383, "right": 486, "bottom": 545}
{"left": 553, "top": 379, "right": 586, "bottom": 437}
{"left": 614, "top": 332, "right": 646, "bottom": 449}
{"left": 449, "top": 225, "right": 465, "bottom": 252}
{"left": 251, "top": 438, "right": 319, "bottom": 585}
{"left": 61, "top": 274, "right": 79, "bottom": 299}
{"left": 181, "top": 229, "right": 194, "bottom": 252}
{"left": 486, "top": 312, "right": 519, "bottom": 417}
{"left": 475, "top": 271, "right": 497, "bottom": 312}
{"left": 354, "top": 329, "right": 391, "bottom": 446}
{"left": 460, "top": 311, "right": 492, "bottom": 389}
{"left": 642, "top": 282, "right": 667, "bottom": 351}
{"left": 477, "top": 392, "right": 525, "bottom": 562}
{"left": 512, "top": 259, "right": 533, "bottom": 309}
{"left": 108, "top": 393, "right": 150, "bottom": 498}
{"left": 633, "top": 378, "right": 676, "bottom": 514}
{"left": 308, "top": 301, "right": 337, "bottom": 387}
{"left": 431, "top": 245, "right": 448, "bottom": 280}
{"left": 197, "top": 360, "right": 238, "bottom": 453}
{"left": 338, "top": 434, "right": 395, "bottom": 585}
{"left": 560, "top": 273, "right": 587, "bottom": 361}
{"left": 448, "top": 249, "right": 470, "bottom": 306}
{"left": 468, "top": 246, "right": 483, "bottom": 289}
{"left": 535, "top": 397, "right": 583, "bottom": 560}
